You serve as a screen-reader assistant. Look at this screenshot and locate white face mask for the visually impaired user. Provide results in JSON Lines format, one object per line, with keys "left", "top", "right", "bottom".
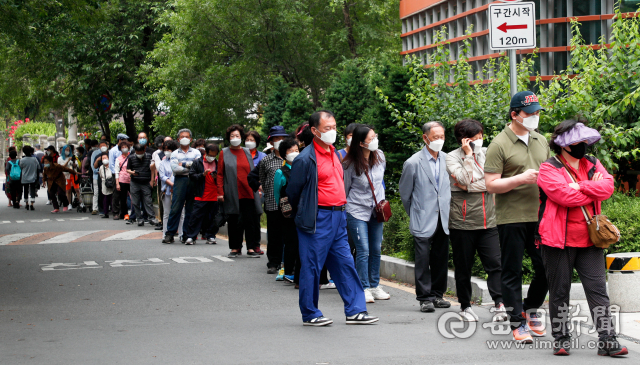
{"left": 46, "top": 151, "right": 51, "bottom": 155}
{"left": 346, "top": 137, "right": 352, "bottom": 146}
{"left": 180, "top": 138, "right": 190, "bottom": 146}
{"left": 471, "top": 139, "right": 483, "bottom": 153}
{"left": 136, "top": 153, "right": 144, "bottom": 159}
{"left": 205, "top": 156, "right": 215, "bottom": 163}
{"left": 229, "top": 138, "right": 242, "bottom": 147}
{"left": 364, "top": 137, "right": 379, "bottom": 152}
{"left": 286, "top": 152, "right": 299, "bottom": 162}
{"left": 102, "top": 159, "right": 109, "bottom": 165}
{"left": 273, "top": 140, "right": 282, "bottom": 150}
{"left": 245, "top": 141, "right": 256, "bottom": 150}
{"left": 100, "top": 146, "right": 108, "bottom": 152}
{"left": 121, "top": 148, "right": 129, "bottom": 154}
{"left": 517, "top": 114, "right": 539, "bottom": 132}
{"left": 315, "top": 129, "right": 337, "bottom": 145}
{"left": 426, "top": 136, "right": 444, "bottom": 152}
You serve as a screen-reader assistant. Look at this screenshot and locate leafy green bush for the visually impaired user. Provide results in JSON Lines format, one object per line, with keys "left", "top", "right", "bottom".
{"left": 381, "top": 199, "right": 415, "bottom": 262}
{"left": 13, "top": 122, "right": 58, "bottom": 150}
{"left": 602, "top": 192, "right": 640, "bottom": 254}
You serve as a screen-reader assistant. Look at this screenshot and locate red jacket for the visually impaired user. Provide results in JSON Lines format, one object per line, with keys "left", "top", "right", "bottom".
{"left": 537, "top": 155, "right": 614, "bottom": 249}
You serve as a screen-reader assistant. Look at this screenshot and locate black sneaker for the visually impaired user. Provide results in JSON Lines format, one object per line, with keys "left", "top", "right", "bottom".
{"left": 346, "top": 311, "right": 379, "bottom": 325}
{"left": 597, "top": 335, "right": 628, "bottom": 357}
{"left": 162, "top": 235, "right": 174, "bottom": 244}
{"left": 180, "top": 235, "right": 187, "bottom": 243}
{"left": 125, "top": 219, "right": 133, "bottom": 225}
{"left": 137, "top": 220, "right": 144, "bottom": 226}
{"left": 553, "top": 335, "right": 571, "bottom": 356}
{"left": 420, "top": 301, "right": 435, "bottom": 313}
{"left": 102, "top": 214, "right": 109, "bottom": 219}
{"left": 433, "top": 297, "right": 451, "bottom": 308}
{"left": 227, "top": 251, "right": 239, "bottom": 258}
{"left": 29, "top": 205, "right": 34, "bottom": 211}
{"left": 25, "top": 204, "right": 29, "bottom": 210}
{"left": 206, "top": 238, "right": 216, "bottom": 244}
{"left": 247, "top": 251, "right": 261, "bottom": 258}
{"left": 267, "top": 267, "right": 279, "bottom": 274}
{"left": 303, "top": 316, "right": 333, "bottom": 326}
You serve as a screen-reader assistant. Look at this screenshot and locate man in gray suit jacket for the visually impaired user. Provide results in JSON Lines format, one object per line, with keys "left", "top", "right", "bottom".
{"left": 399, "top": 121, "right": 452, "bottom": 313}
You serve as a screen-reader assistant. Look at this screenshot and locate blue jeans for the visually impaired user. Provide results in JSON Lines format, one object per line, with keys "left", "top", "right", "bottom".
{"left": 166, "top": 176, "right": 194, "bottom": 236}
{"left": 347, "top": 213, "right": 384, "bottom": 289}
{"left": 297, "top": 209, "right": 366, "bottom": 322}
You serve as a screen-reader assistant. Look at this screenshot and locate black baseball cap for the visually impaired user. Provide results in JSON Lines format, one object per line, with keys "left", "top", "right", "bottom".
{"left": 510, "top": 91, "right": 545, "bottom": 114}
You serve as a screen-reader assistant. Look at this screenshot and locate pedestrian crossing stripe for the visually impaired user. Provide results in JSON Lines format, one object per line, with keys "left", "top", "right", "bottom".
{"left": 0, "top": 230, "right": 164, "bottom": 246}
{"left": 606, "top": 254, "right": 640, "bottom": 272}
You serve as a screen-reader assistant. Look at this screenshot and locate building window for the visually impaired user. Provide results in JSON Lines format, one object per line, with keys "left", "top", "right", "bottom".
{"left": 573, "top": 0, "right": 601, "bottom": 16}
{"left": 578, "top": 20, "right": 602, "bottom": 45}
{"left": 554, "top": 51, "right": 568, "bottom": 74}
{"left": 554, "top": 23, "right": 568, "bottom": 47}
{"left": 620, "top": 1, "right": 640, "bottom": 13}
{"left": 554, "top": 0, "right": 567, "bottom": 18}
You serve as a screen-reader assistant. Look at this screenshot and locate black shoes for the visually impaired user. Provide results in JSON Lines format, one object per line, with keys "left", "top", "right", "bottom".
{"left": 553, "top": 335, "right": 571, "bottom": 356}
{"left": 267, "top": 267, "right": 279, "bottom": 274}
{"left": 162, "top": 235, "right": 174, "bottom": 244}
{"left": 138, "top": 220, "right": 144, "bottom": 226}
{"left": 433, "top": 297, "right": 451, "bottom": 308}
{"left": 346, "top": 311, "right": 379, "bottom": 325}
{"left": 227, "top": 251, "right": 239, "bottom": 258}
{"left": 597, "top": 335, "right": 628, "bottom": 357}
{"left": 420, "top": 301, "right": 435, "bottom": 313}
{"left": 246, "top": 251, "right": 261, "bottom": 258}
{"left": 303, "top": 316, "right": 333, "bottom": 326}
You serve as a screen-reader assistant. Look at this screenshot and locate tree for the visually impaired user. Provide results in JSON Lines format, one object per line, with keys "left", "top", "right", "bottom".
{"left": 261, "top": 77, "right": 292, "bottom": 136}
{"left": 324, "top": 60, "right": 371, "bottom": 130}
{"left": 282, "top": 88, "right": 315, "bottom": 133}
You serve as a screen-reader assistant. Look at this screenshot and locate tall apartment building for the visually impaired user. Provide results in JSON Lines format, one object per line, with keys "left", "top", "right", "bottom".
{"left": 400, "top": 0, "right": 639, "bottom": 81}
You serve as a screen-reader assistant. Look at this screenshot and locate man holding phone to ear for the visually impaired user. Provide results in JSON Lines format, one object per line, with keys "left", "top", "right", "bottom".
{"left": 484, "top": 91, "right": 550, "bottom": 344}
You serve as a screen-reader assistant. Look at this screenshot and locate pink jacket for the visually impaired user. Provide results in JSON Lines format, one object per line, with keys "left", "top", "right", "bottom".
{"left": 537, "top": 155, "right": 614, "bottom": 249}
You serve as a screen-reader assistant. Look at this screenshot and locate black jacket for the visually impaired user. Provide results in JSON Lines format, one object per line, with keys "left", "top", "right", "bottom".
{"left": 189, "top": 157, "right": 217, "bottom": 198}
{"left": 127, "top": 152, "right": 153, "bottom": 183}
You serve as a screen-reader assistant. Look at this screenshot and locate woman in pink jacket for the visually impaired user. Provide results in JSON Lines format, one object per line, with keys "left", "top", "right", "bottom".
{"left": 537, "top": 119, "right": 626, "bottom": 357}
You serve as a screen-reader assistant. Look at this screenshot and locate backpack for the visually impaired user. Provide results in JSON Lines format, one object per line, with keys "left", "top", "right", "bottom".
{"left": 9, "top": 160, "right": 21, "bottom": 181}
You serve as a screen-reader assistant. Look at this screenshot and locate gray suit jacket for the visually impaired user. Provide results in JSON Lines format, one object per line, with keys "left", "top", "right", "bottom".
{"left": 399, "top": 147, "right": 451, "bottom": 238}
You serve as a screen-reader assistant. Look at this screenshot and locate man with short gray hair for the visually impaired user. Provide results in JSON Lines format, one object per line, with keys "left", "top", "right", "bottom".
{"left": 399, "top": 121, "right": 451, "bottom": 313}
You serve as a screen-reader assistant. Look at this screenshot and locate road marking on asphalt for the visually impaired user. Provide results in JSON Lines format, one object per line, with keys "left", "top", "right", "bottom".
{"left": 16, "top": 220, "right": 24, "bottom": 223}
{"left": 170, "top": 256, "right": 214, "bottom": 264}
{"left": 56, "top": 219, "right": 64, "bottom": 221}
{"left": 105, "top": 258, "right": 170, "bottom": 267}
{"left": 70, "top": 217, "right": 89, "bottom": 221}
{"left": 102, "top": 230, "right": 152, "bottom": 241}
{"left": 39, "top": 256, "right": 234, "bottom": 271}
{"left": 39, "top": 231, "right": 101, "bottom": 244}
{"left": 0, "top": 233, "right": 41, "bottom": 246}
{"left": 212, "top": 255, "right": 234, "bottom": 262}
{"left": 30, "top": 219, "right": 51, "bottom": 223}
{"left": 0, "top": 221, "right": 10, "bottom": 224}
{"left": 40, "top": 261, "right": 102, "bottom": 271}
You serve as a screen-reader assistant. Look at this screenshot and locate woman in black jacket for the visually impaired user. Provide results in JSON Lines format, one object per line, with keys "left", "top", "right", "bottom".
{"left": 184, "top": 143, "right": 220, "bottom": 245}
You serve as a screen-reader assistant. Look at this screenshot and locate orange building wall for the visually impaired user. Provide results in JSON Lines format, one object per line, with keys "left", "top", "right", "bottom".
{"left": 400, "top": 0, "right": 443, "bottom": 19}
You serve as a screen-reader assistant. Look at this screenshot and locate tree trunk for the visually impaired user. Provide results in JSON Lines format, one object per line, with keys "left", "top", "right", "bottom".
{"left": 123, "top": 111, "right": 137, "bottom": 140}
{"left": 143, "top": 105, "right": 154, "bottom": 139}
{"left": 343, "top": 1, "right": 357, "bottom": 58}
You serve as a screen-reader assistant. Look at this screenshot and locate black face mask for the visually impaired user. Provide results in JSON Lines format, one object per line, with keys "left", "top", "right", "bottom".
{"left": 564, "top": 142, "right": 587, "bottom": 159}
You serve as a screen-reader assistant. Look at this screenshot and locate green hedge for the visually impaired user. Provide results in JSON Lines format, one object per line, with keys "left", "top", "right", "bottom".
{"left": 13, "top": 122, "right": 59, "bottom": 150}
{"left": 381, "top": 192, "right": 640, "bottom": 284}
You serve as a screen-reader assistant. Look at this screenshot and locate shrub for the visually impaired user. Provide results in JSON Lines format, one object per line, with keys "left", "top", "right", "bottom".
{"left": 602, "top": 192, "right": 640, "bottom": 254}
{"left": 13, "top": 122, "right": 58, "bottom": 150}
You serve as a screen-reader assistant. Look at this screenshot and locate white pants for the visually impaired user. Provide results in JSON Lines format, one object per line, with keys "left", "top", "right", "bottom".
{"left": 162, "top": 193, "right": 184, "bottom": 237}
{"left": 92, "top": 178, "right": 99, "bottom": 211}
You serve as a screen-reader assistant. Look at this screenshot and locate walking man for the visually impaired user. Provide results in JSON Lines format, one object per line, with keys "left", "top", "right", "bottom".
{"left": 287, "top": 110, "right": 377, "bottom": 326}
{"left": 399, "top": 121, "right": 452, "bottom": 313}
{"left": 485, "top": 91, "right": 550, "bottom": 343}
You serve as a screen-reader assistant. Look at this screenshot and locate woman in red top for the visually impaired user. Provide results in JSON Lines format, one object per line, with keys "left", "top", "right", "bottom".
{"left": 185, "top": 143, "right": 220, "bottom": 245}
{"left": 537, "top": 119, "right": 626, "bottom": 357}
{"left": 217, "top": 124, "right": 263, "bottom": 258}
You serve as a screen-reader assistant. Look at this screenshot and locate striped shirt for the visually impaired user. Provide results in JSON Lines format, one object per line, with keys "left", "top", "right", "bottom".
{"left": 170, "top": 147, "right": 201, "bottom": 176}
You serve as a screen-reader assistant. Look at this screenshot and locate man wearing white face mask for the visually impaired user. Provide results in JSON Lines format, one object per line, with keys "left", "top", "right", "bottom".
{"left": 399, "top": 121, "right": 452, "bottom": 313}
{"left": 485, "top": 91, "right": 550, "bottom": 343}
{"left": 164, "top": 128, "right": 201, "bottom": 243}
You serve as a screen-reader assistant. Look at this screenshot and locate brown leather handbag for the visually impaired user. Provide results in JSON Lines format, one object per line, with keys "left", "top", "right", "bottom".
{"left": 365, "top": 171, "right": 392, "bottom": 223}
{"left": 555, "top": 156, "right": 620, "bottom": 249}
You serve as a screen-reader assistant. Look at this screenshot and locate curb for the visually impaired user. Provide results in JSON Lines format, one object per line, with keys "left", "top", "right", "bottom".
{"left": 380, "top": 255, "right": 593, "bottom": 303}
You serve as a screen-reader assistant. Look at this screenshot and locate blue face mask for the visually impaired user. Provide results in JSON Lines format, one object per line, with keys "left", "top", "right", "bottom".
{"left": 44, "top": 164, "right": 50, "bottom": 168}
{"left": 139, "top": 138, "right": 147, "bottom": 146}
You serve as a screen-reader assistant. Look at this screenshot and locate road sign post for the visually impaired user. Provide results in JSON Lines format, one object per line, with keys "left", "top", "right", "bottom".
{"left": 488, "top": 1, "right": 536, "bottom": 97}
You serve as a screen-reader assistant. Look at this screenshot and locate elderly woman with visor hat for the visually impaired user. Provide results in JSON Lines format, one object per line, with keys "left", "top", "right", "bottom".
{"left": 537, "top": 119, "right": 626, "bottom": 357}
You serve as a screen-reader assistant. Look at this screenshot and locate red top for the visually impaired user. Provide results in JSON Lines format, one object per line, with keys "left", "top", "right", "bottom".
{"left": 217, "top": 149, "right": 254, "bottom": 200}
{"left": 314, "top": 140, "right": 347, "bottom": 206}
{"left": 196, "top": 158, "right": 218, "bottom": 202}
{"left": 559, "top": 155, "right": 595, "bottom": 247}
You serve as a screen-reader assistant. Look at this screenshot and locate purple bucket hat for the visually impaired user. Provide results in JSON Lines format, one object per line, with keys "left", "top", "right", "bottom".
{"left": 554, "top": 123, "right": 601, "bottom": 147}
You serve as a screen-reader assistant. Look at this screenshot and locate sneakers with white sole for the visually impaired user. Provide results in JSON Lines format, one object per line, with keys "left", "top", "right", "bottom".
{"left": 346, "top": 311, "right": 379, "bottom": 325}
{"left": 303, "top": 316, "right": 333, "bottom": 326}
{"left": 320, "top": 280, "right": 336, "bottom": 290}
{"left": 364, "top": 288, "right": 375, "bottom": 303}
{"left": 185, "top": 238, "right": 194, "bottom": 245}
{"left": 459, "top": 307, "right": 479, "bottom": 322}
{"left": 370, "top": 286, "right": 390, "bottom": 300}
{"left": 493, "top": 302, "right": 509, "bottom": 322}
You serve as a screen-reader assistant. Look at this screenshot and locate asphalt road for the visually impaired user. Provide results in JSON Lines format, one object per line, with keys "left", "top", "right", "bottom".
{"left": 1, "top": 191, "right": 638, "bottom": 364}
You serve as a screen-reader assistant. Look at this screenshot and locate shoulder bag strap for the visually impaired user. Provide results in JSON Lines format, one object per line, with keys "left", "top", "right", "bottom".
{"left": 554, "top": 156, "right": 592, "bottom": 223}
{"left": 364, "top": 169, "right": 378, "bottom": 206}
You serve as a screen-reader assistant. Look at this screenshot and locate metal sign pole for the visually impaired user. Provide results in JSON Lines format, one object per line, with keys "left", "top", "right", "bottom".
{"left": 509, "top": 49, "right": 517, "bottom": 97}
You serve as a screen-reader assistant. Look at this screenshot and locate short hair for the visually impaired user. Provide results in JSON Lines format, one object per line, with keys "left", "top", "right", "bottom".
{"left": 507, "top": 107, "right": 523, "bottom": 122}
{"left": 298, "top": 125, "right": 314, "bottom": 147}
{"left": 133, "top": 143, "right": 145, "bottom": 152}
{"left": 76, "top": 146, "right": 85, "bottom": 155}
{"left": 43, "top": 155, "right": 54, "bottom": 163}
{"left": 549, "top": 119, "right": 583, "bottom": 155}
{"left": 246, "top": 131, "right": 262, "bottom": 146}
{"left": 205, "top": 143, "right": 219, "bottom": 154}
{"left": 454, "top": 119, "right": 484, "bottom": 144}
{"left": 344, "top": 123, "right": 361, "bottom": 137}
{"left": 226, "top": 124, "right": 245, "bottom": 141}
{"left": 308, "top": 110, "right": 335, "bottom": 129}
{"left": 422, "top": 121, "right": 444, "bottom": 136}
{"left": 84, "top": 138, "right": 91, "bottom": 145}
{"left": 101, "top": 152, "right": 109, "bottom": 159}
{"left": 177, "top": 128, "right": 192, "bottom": 139}
{"left": 22, "top": 145, "right": 34, "bottom": 156}
{"left": 91, "top": 139, "right": 99, "bottom": 147}
{"left": 278, "top": 137, "right": 298, "bottom": 157}
{"left": 154, "top": 135, "right": 166, "bottom": 146}
{"left": 99, "top": 139, "right": 109, "bottom": 146}
{"left": 194, "top": 138, "right": 206, "bottom": 148}
{"left": 164, "top": 140, "right": 179, "bottom": 152}
{"left": 9, "top": 150, "right": 17, "bottom": 159}
{"left": 118, "top": 140, "right": 130, "bottom": 151}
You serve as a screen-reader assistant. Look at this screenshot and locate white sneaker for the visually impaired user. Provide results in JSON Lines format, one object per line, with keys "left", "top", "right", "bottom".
{"left": 459, "top": 307, "right": 479, "bottom": 322}
{"left": 364, "top": 288, "right": 375, "bottom": 303}
{"left": 370, "top": 286, "right": 390, "bottom": 300}
{"left": 493, "top": 303, "right": 509, "bottom": 322}
{"left": 319, "top": 280, "right": 336, "bottom": 290}
{"left": 185, "top": 238, "right": 194, "bottom": 245}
